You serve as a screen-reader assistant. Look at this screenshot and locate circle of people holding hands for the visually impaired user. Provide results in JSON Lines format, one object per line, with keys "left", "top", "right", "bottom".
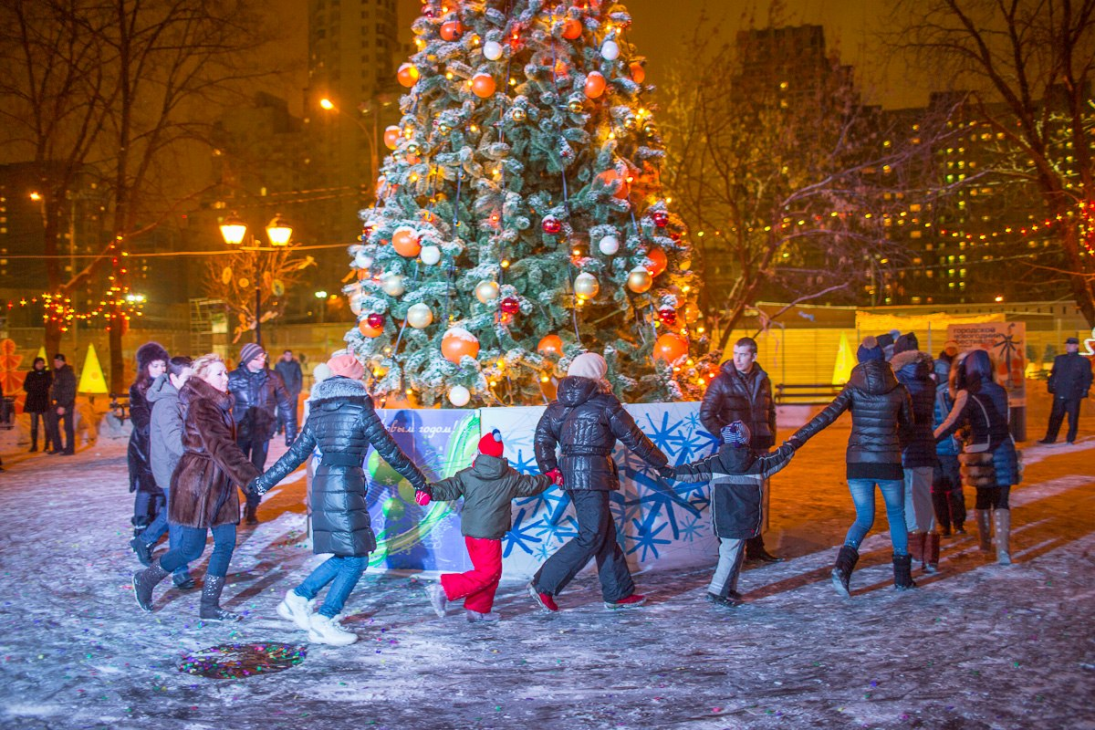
{"left": 124, "top": 328, "right": 1052, "bottom": 646}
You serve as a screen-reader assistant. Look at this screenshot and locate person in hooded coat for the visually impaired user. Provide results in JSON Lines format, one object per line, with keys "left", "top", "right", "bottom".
{"left": 934, "top": 349, "right": 1020, "bottom": 565}
{"left": 788, "top": 336, "right": 916, "bottom": 594}
{"left": 128, "top": 342, "right": 169, "bottom": 537}
{"left": 931, "top": 355, "right": 966, "bottom": 537}
{"left": 249, "top": 354, "right": 428, "bottom": 646}
{"left": 891, "top": 333, "right": 940, "bottom": 572}
{"left": 22, "top": 357, "right": 52, "bottom": 453}
{"left": 528, "top": 353, "right": 669, "bottom": 612}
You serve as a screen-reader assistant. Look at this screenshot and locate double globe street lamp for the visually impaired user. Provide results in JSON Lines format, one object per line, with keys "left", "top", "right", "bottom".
{"left": 219, "top": 212, "right": 293, "bottom": 346}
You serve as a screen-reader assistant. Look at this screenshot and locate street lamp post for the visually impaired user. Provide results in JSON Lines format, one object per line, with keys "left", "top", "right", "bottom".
{"left": 319, "top": 95, "right": 395, "bottom": 196}
{"left": 219, "top": 212, "right": 293, "bottom": 346}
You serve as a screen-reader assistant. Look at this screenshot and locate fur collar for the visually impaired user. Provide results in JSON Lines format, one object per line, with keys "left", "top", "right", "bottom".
{"left": 309, "top": 376, "right": 372, "bottom": 404}
{"left": 181, "top": 375, "right": 232, "bottom": 411}
{"left": 891, "top": 350, "right": 931, "bottom": 373}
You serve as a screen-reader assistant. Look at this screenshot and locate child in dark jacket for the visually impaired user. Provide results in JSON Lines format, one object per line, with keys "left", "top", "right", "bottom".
{"left": 663, "top": 421, "right": 796, "bottom": 607}
{"left": 419, "top": 429, "right": 559, "bottom": 622}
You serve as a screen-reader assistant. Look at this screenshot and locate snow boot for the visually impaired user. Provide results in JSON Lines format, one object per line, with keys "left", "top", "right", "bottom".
{"left": 706, "top": 592, "right": 743, "bottom": 608}
{"left": 907, "top": 531, "right": 926, "bottom": 566}
{"left": 745, "top": 535, "right": 782, "bottom": 564}
{"left": 924, "top": 532, "right": 940, "bottom": 573}
{"left": 830, "top": 545, "right": 859, "bottom": 598}
{"left": 975, "top": 509, "right": 993, "bottom": 553}
{"left": 199, "top": 575, "right": 241, "bottom": 621}
{"left": 277, "top": 589, "right": 314, "bottom": 630}
{"left": 528, "top": 583, "right": 559, "bottom": 613}
{"left": 129, "top": 537, "right": 153, "bottom": 567}
{"left": 892, "top": 554, "right": 917, "bottom": 591}
{"left": 931, "top": 492, "right": 951, "bottom": 536}
{"left": 244, "top": 503, "right": 259, "bottom": 526}
{"left": 466, "top": 609, "right": 501, "bottom": 623}
{"left": 308, "top": 614, "right": 358, "bottom": 646}
{"left": 993, "top": 509, "right": 1012, "bottom": 565}
{"left": 172, "top": 573, "right": 197, "bottom": 590}
{"left": 950, "top": 490, "right": 967, "bottom": 533}
{"left": 604, "top": 593, "right": 647, "bottom": 610}
{"left": 132, "top": 563, "right": 169, "bottom": 612}
{"left": 425, "top": 583, "right": 448, "bottom": 618}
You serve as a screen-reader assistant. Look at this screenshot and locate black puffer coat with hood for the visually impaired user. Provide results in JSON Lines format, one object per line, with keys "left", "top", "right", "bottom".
{"left": 891, "top": 350, "right": 939, "bottom": 469}
{"left": 699, "top": 361, "right": 776, "bottom": 449}
{"left": 534, "top": 376, "right": 668, "bottom": 491}
{"left": 790, "top": 359, "right": 914, "bottom": 480}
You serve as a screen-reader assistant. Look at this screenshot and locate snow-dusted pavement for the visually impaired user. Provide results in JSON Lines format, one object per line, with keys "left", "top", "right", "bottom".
{"left": 0, "top": 416, "right": 1093, "bottom": 730}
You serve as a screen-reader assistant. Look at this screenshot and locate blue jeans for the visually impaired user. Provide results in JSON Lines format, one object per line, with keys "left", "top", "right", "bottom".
{"left": 845, "top": 479, "right": 908, "bottom": 555}
{"left": 159, "top": 523, "right": 237, "bottom": 577}
{"left": 293, "top": 555, "right": 367, "bottom": 618}
{"left": 138, "top": 487, "right": 191, "bottom": 581}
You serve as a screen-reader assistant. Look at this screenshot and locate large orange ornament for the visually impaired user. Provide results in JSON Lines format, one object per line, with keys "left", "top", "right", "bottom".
{"left": 397, "top": 63, "right": 419, "bottom": 88}
{"left": 471, "top": 73, "right": 496, "bottom": 98}
{"left": 560, "top": 17, "right": 582, "bottom": 39}
{"left": 629, "top": 61, "right": 646, "bottom": 84}
{"left": 596, "top": 169, "right": 630, "bottom": 200}
{"left": 440, "top": 20, "right": 464, "bottom": 41}
{"left": 537, "top": 334, "right": 564, "bottom": 357}
{"left": 653, "top": 333, "right": 688, "bottom": 364}
{"left": 584, "top": 71, "right": 606, "bottom": 99}
{"left": 359, "top": 319, "right": 384, "bottom": 338}
{"left": 383, "top": 126, "right": 401, "bottom": 150}
{"left": 645, "top": 248, "right": 668, "bottom": 277}
{"left": 441, "top": 328, "right": 480, "bottom": 364}
{"left": 392, "top": 227, "right": 422, "bottom": 258}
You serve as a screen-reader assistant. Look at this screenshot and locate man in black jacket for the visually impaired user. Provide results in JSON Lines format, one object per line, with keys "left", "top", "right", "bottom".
{"left": 1039, "top": 336, "right": 1094, "bottom": 445}
{"left": 228, "top": 343, "right": 297, "bottom": 524}
{"left": 47, "top": 353, "right": 77, "bottom": 455}
{"left": 699, "top": 337, "right": 781, "bottom": 563}
{"left": 274, "top": 350, "right": 303, "bottom": 435}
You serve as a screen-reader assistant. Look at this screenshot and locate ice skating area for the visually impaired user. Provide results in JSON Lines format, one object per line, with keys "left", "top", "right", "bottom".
{"left": 0, "top": 407, "right": 1091, "bottom": 730}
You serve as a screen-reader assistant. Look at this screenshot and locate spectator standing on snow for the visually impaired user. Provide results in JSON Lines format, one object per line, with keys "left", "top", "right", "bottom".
{"left": 699, "top": 336, "right": 782, "bottom": 564}
{"left": 528, "top": 353, "right": 669, "bottom": 613}
{"left": 22, "top": 357, "right": 52, "bottom": 453}
{"left": 787, "top": 336, "right": 916, "bottom": 595}
{"left": 128, "top": 343, "right": 169, "bottom": 538}
{"left": 931, "top": 354, "right": 966, "bottom": 537}
{"left": 1038, "top": 336, "right": 1093, "bottom": 445}
{"left": 274, "top": 349, "right": 303, "bottom": 436}
{"left": 228, "top": 343, "right": 296, "bottom": 525}
{"left": 47, "top": 353, "right": 77, "bottom": 455}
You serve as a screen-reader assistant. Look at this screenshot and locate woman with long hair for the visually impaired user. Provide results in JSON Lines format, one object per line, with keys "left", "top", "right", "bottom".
{"left": 132, "top": 354, "right": 262, "bottom": 620}
{"left": 128, "top": 343, "right": 169, "bottom": 538}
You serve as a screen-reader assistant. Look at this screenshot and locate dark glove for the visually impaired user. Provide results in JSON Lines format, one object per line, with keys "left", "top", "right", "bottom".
{"left": 247, "top": 478, "right": 265, "bottom": 496}
{"left": 285, "top": 432, "right": 296, "bottom": 448}
{"left": 657, "top": 466, "right": 675, "bottom": 480}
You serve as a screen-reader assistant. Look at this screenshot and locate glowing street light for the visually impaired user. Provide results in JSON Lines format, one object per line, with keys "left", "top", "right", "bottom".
{"left": 29, "top": 191, "right": 42, "bottom": 201}
{"left": 319, "top": 97, "right": 334, "bottom": 110}
{"left": 265, "top": 214, "right": 293, "bottom": 246}
{"left": 219, "top": 212, "right": 247, "bottom": 245}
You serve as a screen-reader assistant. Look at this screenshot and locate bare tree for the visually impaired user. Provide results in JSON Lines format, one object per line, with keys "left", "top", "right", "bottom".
{"left": 891, "top": 0, "right": 1095, "bottom": 326}
{"left": 203, "top": 247, "right": 315, "bottom": 343}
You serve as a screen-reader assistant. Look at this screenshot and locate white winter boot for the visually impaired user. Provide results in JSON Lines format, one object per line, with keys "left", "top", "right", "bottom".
{"left": 466, "top": 609, "right": 500, "bottom": 623}
{"left": 277, "top": 589, "right": 313, "bottom": 631}
{"left": 425, "top": 583, "right": 449, "bottom": 618}
{"left": 308, "top": 613, "right": 358, "bottom": 646}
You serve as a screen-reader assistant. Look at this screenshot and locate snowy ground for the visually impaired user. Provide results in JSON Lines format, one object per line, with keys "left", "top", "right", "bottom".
{"left": 0, "top": 406, "right": 1093, "bottom": 730}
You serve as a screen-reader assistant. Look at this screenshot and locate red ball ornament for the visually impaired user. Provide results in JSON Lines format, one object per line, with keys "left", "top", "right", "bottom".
{"left": 359, "top": 319, "right": 384, "bottom": 338}
{"left": 537, "top": 334, "right": 564, "bottom": 357}
{"left": 629, "top": 61, "right": 646, "bottom": 84}
{"left": 657, "top": 308, "right": 677, "bottom": 326}
{"left": 645, "top": 248, "right": 668, "bottom": 277}
{"left": 362, "top": 221, "right": 377, "bottom": 238}
{"left": 440, "top": 20, "right": 464, "bottom": 41}
{"left": 500, "top": 297, "right": 520, "bottom": 315}
{"left": 542, "top": 216, "right": 563, "bottom": 235}
{"left": 397, "top": 63, "right": 419, "bottom": 88}
{"left": 596, "top": 169, "right": 630, "bottom": 200}
{"left": 584, "top": 71, "right": 606, "bottom": 99}
{"left": 366, "top": 312, "right": 385, "bottom": 329}
{"left": 560, "top": 17, "right": 582, "bottom": 40}
{"left": 471, "top": 73, "right": 496, "bottom": 98}
{"left": 383, "top": 126, "right": 401, "bottom": 150}
{"left": 651, "top": 211, "right": 670, "bottom": 228}
{"left": 392, "top": 227, "right": 422, "bottom": 258}
{"left": 653, "top": 333, "right": 689, "bottom": 364}
{"left": 441, "top": 328, "right": 480, "bottom": 364}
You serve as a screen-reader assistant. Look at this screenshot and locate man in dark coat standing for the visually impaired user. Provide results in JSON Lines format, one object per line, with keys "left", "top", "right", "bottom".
{"left": 699, "top": 337, "right": 781, "bottom": 563}
{"left": 227, "top": 343, "right": 297, "bottom": 524}
{"left": 47, "top": 353, "right": 77, "bottom": 455}
{"left": 274, "top": 349, "right": 303, "bottom": 435}
{"left": 1039, "top": 336, "right": 1093, "bottom": 445}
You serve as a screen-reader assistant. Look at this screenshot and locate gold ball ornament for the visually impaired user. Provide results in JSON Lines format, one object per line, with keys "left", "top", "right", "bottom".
{"left": 406, "top": 302, "right": 434, "bottom": 329}
{"left": 573, "top": 272, "right": 600, "bottom": 298}
{"left": 475, "top": 280, "right": 500, "bottom": 303}
{"left": 627, "top": 266, "right": 653, "bottom": 293}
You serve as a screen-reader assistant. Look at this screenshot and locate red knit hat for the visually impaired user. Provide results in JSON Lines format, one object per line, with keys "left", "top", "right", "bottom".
{"left": 327, "top": 353, "right": 365, "bottom": 381}
{"left": 478, "top": 429, "right": 504, "bottom": 458}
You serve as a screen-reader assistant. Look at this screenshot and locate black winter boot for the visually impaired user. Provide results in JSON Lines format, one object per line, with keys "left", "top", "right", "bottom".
{"left": 830, "top": 545, "right": 859, "bottom": 598}
{"left": 745, "top": 535, "right": 782, "bottom": 564}
{"left": 129, "top": 537, "right": 152, "bottom": 567}
{"left": 244, "top": 502, "right": 259, "bottom": 526}
{"left": 950, "top": 491, "right": 967, "bottom": 534}
{"left": 200, "top": 575, "right": 241, "bottom": 621}
{"left": 893, "top": 554, "right": 917, "bottom": 591}
{"left": 133, "top": 563, "right": 170, "bottom": 612}
{"left": 931, "top": 491, "right": 951, "bottom": 536}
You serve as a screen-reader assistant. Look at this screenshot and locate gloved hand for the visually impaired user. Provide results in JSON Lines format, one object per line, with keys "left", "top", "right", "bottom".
{"left": 415, "top": 488, "right": 432, "bottom": 506}
{"left": 285, "top": 432, "right": 295, "bottom": 448}
{"left": 247, "top": 478, "right": 265, "bottom": 496}
{"left": 546, "top": 468, "right": 564, "bottom": 487}
{"left": 657, "top": 465, "right": 675, "bottom": 480}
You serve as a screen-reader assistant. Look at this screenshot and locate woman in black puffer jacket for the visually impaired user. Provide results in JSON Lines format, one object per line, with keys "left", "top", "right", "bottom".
{"left": 250, "top": 354, "right": 428, "bottom": 646}
{"left": 789, "top": 337, "right": 915, "bottom": 595}
{"left": 128, "top": 342, "right": 169, "bottom": 537}
{"left": 934, "top": 349, "right": 1019, "bottom": 565}
{"left": 528, "top": 353, "right": 669, "bottom": 612}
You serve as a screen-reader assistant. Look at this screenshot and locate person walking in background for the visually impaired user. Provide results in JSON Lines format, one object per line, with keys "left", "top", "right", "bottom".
{"left": 932, "top": 354, "right": 966, "bottom": 537}
{"left": 132, "top": 354, "right": 262, "bottom": 621}
{"left": 788, "top": 336, "right": 916, "bottom": 595}
{"left": 1039, "top": 336, "right": 1093, "bottom": 445}
{"left": 529, "top": 353, "right": 669, "bottom": 612}
{"left": 249, "top": 354, "right": 428, "bottom": 645}
{"left": 699, "top": 336, "right": 781, "bottom": 563}
{"left": 127, "top": 343, "right": 169, "bottom": 538}
{"left": 274, "top": 349, "right": 303, "bottom": 436}
{"left": 891, "top": 334, "right": 940, "bottom": 573}
{"left": 47, "top": 353, "right": 77, "bottom": 455}
{"left": 22, "top": 357, "right": 52, "bottom": 453}
{"left": 129, "top": 356, "right": 196, "bottom": 589}
{"left": 228, "top": 343, "right": 297, "bottom": 525}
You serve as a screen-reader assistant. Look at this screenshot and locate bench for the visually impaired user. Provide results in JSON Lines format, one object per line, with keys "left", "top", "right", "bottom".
{"left": 108, "top": 393, "right": 131, "bottom": 423}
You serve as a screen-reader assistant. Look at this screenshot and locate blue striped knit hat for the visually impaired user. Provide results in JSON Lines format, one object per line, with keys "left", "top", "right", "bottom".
{"left": 721, "top": 420, "right": 751, "bottom": 448}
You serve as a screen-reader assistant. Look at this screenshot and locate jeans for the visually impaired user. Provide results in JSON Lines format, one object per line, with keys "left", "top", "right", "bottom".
{"left": 903, "top": 466, "right": 935, "bottom": 533}
{"left": 159, "top": 523, "right": 237, "bottom": 578}
{"left": 441, "top": 537, "right": 503, "bottom": 613}
{"left": 136, "top": 492, "right": 166, "bottom": 538}
{"left": 845, "top": 478, "right": 908, "bottom": 555}
{"left": 237, "top": 436, "right": 270, "bottom": 509}
{"left": 137, "top": 487, "right": 190, "bottom": 581}
{"left": 29, "top": 411, "right": 51, "bottom": 449}
{"left": 708, "top": 538, "right": 746, "bottom": 597}
{"left": 533, "top": 490, "right": 635, "bottom": 602}
{"left": 48, "top": 408, "right": 75, "bottom": 453}
{"left": 1044, "top": 397, "right": 1082, "bottom": 443}
{"left": 294, "top": 555, "right": 368, "bottom": 618}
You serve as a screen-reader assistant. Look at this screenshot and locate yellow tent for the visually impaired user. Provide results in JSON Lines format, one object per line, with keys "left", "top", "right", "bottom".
{"left": 37, "top": 346, "right": 47, "bottom": 362}
{"left": 832, "top": 331, "right": 855, "bottom": 385}
{"left": 77, "top": 344, "right": 108, "bottom": 394}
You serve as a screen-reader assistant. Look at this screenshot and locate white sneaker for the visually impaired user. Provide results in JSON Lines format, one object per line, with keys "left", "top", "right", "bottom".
{"left": 308, "top": 614, "right": 358, "bottom": 646}
{"left": 466, "top": 609, "right": 500, "bottom": 623}
{"left": 277, "top": 590, "right": 313, "bottom": 631}
{"left": 425, "top": 583, "right": 448, "bottom": 618}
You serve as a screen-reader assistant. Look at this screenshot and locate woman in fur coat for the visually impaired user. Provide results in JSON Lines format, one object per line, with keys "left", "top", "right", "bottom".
{"left": 128, "top": 342, "right": 169, "bottom": 537}
{"left": 132, "top": 354, "right": 263, "bottom": 620}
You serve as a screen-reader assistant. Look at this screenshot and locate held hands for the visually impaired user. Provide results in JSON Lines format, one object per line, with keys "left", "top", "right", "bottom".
{"left": 246, "top": 478, "right": 265, "bottom": 496}
{"left": 546, "top": 468, "right": 565, "bottom": 488}
{"left": 657, "top": 465, "right": 675, "bottom": 481}
{"left": 414, "top": 486, "right": 432, "bottom": 506}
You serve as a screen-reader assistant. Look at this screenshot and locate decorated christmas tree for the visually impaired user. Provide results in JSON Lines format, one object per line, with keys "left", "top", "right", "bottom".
{"left": 344, "top": 0, "right": 710, "bottom": 407}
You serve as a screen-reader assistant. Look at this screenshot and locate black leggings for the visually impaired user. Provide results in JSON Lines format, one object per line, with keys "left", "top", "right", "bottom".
{"left": 974, "top": 486, "right": 1010, "bottom": 510}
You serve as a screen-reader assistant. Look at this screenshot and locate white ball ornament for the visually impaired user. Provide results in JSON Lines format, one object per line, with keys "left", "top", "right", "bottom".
{"left": 420, "top": 245, "right": 441, "bottom": 265}
{"left": 483, "top": 40, "right": 503, "bottom": 61}
{"left": 381, "top": 273, "right": 405, "bottom": 297}
{"left": 601, "top": 40, "right": 620, "bottom": 60}
{"left": 573, "top": 272, "right": 600, "bottom": 298}
{"left": 475, "top": 280, "right": 500, "bottom": 303}
{"left": 406, "top": 302, "right": 434, "bottom": 329}
{"left": 448, "top": 385, "right": 471, "bottom": 407}
{"left": 598, "top": 235, "right": 620, "bottom": 256}
{"left": 354, "top": 250, "right": 374, "bottom": 269}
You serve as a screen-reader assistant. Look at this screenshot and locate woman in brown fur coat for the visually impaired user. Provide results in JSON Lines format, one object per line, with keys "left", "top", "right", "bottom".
{"left": 132, "top": 354, "right": 262, "bottom": 620}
